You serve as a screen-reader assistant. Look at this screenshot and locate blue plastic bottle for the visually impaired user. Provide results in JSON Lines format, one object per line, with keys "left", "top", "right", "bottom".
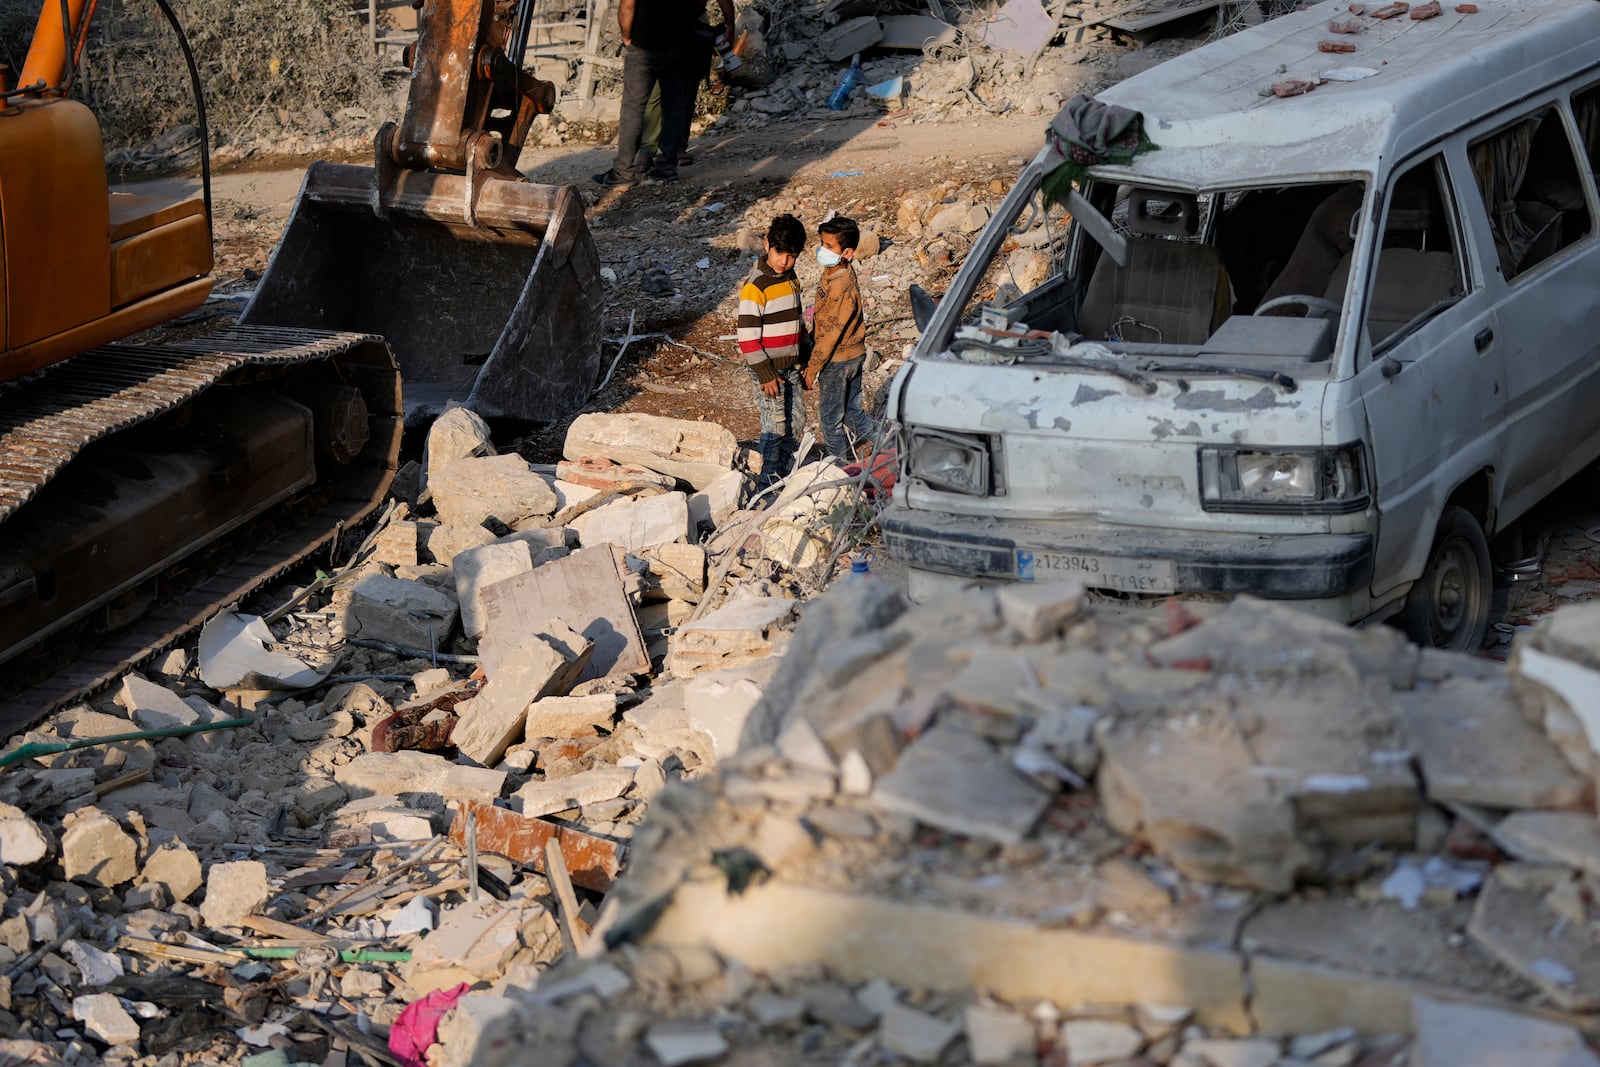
{"left": 827, "top": 54, "right": 862, "bottom": 110}
{"left": 847, "top": 557, "right": 870, "bottom": 579}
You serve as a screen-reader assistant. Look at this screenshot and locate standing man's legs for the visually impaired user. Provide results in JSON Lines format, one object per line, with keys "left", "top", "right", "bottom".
{"left": 601, "top": 45, "right": 661, "bottom": 183}
{"left": 650, "top": 58, "right": 696, "bottom": 181}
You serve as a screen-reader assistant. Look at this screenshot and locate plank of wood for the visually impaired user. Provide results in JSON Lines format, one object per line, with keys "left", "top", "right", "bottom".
{"left": 544, "top": 839, "right": 586, "bottom": 956}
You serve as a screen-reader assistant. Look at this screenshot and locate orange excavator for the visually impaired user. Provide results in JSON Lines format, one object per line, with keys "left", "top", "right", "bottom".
{"left": 0, "top": 0, "right": 603, "bottom": 725}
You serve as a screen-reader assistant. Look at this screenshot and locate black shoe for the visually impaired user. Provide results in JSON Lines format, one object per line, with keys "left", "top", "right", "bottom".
{"left": 678, "top": 152, "right": 695, "bottom": 166}
{"left": 647, "top": 167, "right": 680, "bottom": 184}
{"left": 593, "top": 169, "right": 635, "bottom": 189}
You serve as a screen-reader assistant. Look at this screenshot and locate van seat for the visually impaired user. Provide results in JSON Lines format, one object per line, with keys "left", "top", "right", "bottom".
{"left": 1080, "top": 238, "right": 1232, "bottom": 345}
{"left": 1326, "top": 248, "right": 1458, "bottom": 345}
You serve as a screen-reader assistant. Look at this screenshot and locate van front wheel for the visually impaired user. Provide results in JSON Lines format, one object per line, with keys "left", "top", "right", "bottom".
{"left": 1402, "top": 505, "right": 1492, "bottom": 652}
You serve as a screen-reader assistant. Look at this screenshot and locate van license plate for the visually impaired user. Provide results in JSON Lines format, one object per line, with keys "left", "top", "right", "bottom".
{"left": 1015, "top": 549, "right": 1176, "bottom": 594}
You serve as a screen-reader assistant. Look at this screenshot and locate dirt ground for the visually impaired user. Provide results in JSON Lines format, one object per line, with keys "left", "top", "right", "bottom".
{"left": 124, "top": 111, "right": 1600, "bottom": 653}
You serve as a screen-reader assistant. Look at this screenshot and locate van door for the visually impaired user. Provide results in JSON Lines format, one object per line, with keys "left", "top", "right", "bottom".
{"left": 1464, "top": 93, "right": 1600, "bottom": 522}
{"left": 1354, "top": 152, "right": 1504, "bottom": 598}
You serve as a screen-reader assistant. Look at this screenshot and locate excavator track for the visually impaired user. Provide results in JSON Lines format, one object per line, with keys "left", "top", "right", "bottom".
{"left": 0, "top": 325, "right": 401, "bottom": 736}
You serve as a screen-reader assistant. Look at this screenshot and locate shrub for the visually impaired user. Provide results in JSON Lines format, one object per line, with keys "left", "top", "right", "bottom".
{"left": 0, "top": 0, "right": 389, "bottom": 148}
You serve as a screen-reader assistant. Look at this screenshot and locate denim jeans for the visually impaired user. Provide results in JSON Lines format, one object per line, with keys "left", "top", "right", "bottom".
{"left": 749, "top": 365, "right": 807, "bottom": 487}
{"left": 816, "top": 357, "right": 877, "bottom": 460}
{"left": 613, "top": 46, "right": 693, "bottom": 177}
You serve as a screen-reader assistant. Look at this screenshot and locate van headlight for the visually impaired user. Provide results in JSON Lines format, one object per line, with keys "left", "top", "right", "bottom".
{"left": 908, "top": 429, "right": 990, "bottom": 496}
{"left": 1198, "top": 445, "right": 1366, "bottom": 513}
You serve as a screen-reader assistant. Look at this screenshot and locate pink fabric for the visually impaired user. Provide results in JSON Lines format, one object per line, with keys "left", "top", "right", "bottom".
{"left": 389, "top": 982, "right": 471, "bottom": 1067}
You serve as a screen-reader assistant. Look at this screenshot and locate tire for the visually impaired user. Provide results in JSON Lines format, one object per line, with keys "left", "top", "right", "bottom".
{"left": 1402, "top": 504, "right": 1493, "bottom": 652}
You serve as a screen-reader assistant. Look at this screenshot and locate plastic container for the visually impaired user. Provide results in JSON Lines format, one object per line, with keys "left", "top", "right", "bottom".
{"left": 846, "top": 557, "right": 870, "bottom": 579}
{"left": 827, "top": 54, "right": 863, "bottom": 110}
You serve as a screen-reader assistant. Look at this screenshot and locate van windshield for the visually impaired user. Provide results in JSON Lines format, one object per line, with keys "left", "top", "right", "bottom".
{"left": 933, "top": 174, "right": 1372, "bottom": 370}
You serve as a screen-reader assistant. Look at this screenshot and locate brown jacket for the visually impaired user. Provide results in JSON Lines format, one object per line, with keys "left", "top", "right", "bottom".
{"left": 806, "top": 263, "right": 867, "bottom": 378}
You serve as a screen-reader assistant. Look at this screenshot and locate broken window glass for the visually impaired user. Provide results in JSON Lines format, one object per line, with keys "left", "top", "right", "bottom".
{"left": 1468, "top": 104, "right": 1594, "bottom": 279}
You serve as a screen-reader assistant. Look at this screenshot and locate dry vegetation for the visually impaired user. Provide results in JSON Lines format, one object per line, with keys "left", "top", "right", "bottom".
{"left": 0, "top": 0, "right": 390, "bottom": 149}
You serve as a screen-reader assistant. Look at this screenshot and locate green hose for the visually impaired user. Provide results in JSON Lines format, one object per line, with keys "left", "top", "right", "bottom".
{"left": 0, "top": 718, "right": 254, "bottom": 770}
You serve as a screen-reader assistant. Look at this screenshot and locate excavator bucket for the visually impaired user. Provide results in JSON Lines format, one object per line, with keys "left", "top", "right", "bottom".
{"left": 241, "top": 162, "right": 605, "bottom": 424}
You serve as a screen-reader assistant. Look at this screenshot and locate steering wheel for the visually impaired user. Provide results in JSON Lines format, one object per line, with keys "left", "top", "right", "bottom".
{"left": 1255, "top": 294, "right": 1341, "bottom": 320}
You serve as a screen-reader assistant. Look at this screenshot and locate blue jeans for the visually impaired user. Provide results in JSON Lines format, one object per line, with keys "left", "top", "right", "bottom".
{"left": 816, "top": 357, "right": 877, "bottom": 460}
{"left": 749, "top": 366, "right": 807, "bottom": 487}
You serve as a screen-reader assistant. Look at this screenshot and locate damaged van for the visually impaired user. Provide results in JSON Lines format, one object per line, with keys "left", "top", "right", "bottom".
{"left": 882, "top": 0, "right": 1600, "bottom": 650}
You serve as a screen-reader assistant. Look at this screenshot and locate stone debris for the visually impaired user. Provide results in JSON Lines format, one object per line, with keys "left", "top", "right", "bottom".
{"left": 10, "top": 387, "right": 1600, "bottom": 1067}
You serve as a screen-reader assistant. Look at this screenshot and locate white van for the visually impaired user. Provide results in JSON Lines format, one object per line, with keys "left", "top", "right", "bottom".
{"left": 882, "top": 0, "right": 1600, "bottom": 650}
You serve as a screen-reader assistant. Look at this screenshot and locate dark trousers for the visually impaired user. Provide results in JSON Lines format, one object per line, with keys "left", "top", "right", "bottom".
{"left": 817, "top": 357, "right": 878, "bottom": 459}
{"left": 613, "top": 45, "right": 694, "bottom": 177}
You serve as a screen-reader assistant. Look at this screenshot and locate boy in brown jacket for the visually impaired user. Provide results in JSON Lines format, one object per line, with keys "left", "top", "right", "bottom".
{"left": 802, "top": 216, "right": 878, "bottom": 460}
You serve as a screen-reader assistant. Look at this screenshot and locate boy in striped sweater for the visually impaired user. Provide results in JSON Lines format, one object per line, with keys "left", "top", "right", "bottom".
{"left": 737, "top": 214, "right": 809, "bottom": 492}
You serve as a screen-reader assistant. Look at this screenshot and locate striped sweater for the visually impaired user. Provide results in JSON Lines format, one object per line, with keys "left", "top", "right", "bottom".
{"left": 736, "top": 260, "right": 803, "bottom": 384}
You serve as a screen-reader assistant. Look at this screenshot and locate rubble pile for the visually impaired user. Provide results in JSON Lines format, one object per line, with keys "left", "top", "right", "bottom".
{"left": 420, "top": 585, "right": 1600, "bottom": 1065}
{"left": 0, "top": 409, "right": 881, "bottom": 1065}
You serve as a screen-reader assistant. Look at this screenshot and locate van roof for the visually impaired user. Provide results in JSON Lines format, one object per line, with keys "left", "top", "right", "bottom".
{"left": 1084, "top": 0, "right": 1600, "bottom": 187}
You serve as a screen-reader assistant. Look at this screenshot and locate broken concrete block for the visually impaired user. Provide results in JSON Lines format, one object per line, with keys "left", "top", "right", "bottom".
{"left": 429, "top": 453, "right": 557, "bottom": 529}
{"left": 335, "top": 750, "right": 506, "bottom": 801}
{"left": 879, "top": 1002, "right": 960, "bottom": 1063}
{"left": 138, "top": 843, "right": 202, "bottom": 904}
{"left": 1099, "top": 712, "right": 1313, "bottom": 893}
{"left": 666, "top": 597, "right": 798, "bottom": 677}
{"left": 421, "top": 522, "right": 496, "bottom": 566}
{"left": 964, "top": 1004, "right": 1036, "bottom": 1065}
{"left": 514, "top": 765, "right": 635, "bottom": 817}
{"left": 402, "top": 898, "right": 533, "bottom": 994}
{"left": 454, "top": 540, "right": 536, "bottom": 640}
{"left": 1094, "top": 856, "right": 1173, "bottom": 913}
{"left": 453, "top": 632, "right": 592, "bottom": 766}
{"left": 1413, "top": 995, "right": 1600, "bottom": 1067}
{"left": 0, "top": 803, "right": 49, "bottom": 867}
{"left": 337, "top": 573, "right": 459, "bottom": 650}
{"left": 570, "top": 491, "right": 691, "bottom": 554}
{"left": 879, "top": 13, "right": 956, "bottom": 48}
{"left": 747, "top": 991, "right": 807, "bottom": 1028}
{"left": 423, "top": 405, "right": 495, "bottom": 486}
{"left": 996, "top": 580, "right": 1085, "bottom": 642}
{"left": 1179, "top": 1037, "right": 1281, "bottom": 1067}
{"left": 1513, "top": 642, "right": 1600, "bottom": 781}
{"left": 644, "top": 1020, "right": 729, "bottom": 1066}
{"left": 1496, "top": 810, "right": 1600, "bottom": 875}
{"left": 1467, "top": 865, "right": 1600, "bottom": 1011}
{"left": 434, "top": 993, "right": 522, "bottom": 1067}
{"left": 820, "top": 15, "right": 884, "bottom": 61}
{"left": 872, "top": 723, "right": 1053, "bottom": 845}
{"left": 60, "top": 808, "right": 137, "bottom": 888}
{"left": 525, "top": 694, "right": 619, "bottom": 738}
{"left": 72, "top": 992, "right": 141, "bottom": 1047}
{"left": 479, "top": 547, "right": 649, "bottom": 683}
{"left": 636, "top": 542, "right": 708, "bottom": 602}
{"left": 685, "top": 661, "right": 778, "bottom": 760}
{"left": 1149, "top": 599, "right": 1417, "bottom": 685}
{"left": 371, "top": 519, "right": 420, "bottom": 568}
{"left": 1402, "top": 679, "right": 1590, "bottom": 810}
{"left": 116, "top": 674, "right": 200, "bottom": 730}
{"left": 1062, "top": 1019, "right": 1145, "bottom": 1064}
{"left": 689, "top": 469, "right": 748, "bottom": 530}
{"left": 200, "top": 860, "right": 269, "bottom": 930}
{"left": 564, "top": 412, "right": 738, "bottom": 489}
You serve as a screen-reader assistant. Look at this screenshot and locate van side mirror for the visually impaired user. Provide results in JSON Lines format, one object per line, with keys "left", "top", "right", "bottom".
{"left": 910, "top": 284, "right": 937, "bottom": 332}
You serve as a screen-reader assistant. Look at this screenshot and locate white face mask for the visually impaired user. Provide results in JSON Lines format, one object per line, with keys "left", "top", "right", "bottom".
{"left": 816, "top": 246, "right": 843, "bottom": 267}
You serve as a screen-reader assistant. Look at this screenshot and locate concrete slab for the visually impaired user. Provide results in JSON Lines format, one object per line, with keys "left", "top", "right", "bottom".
{"left": 871, "top": 722, "right": 1053, "bottom": 845}
{"left": 478, "top": 547, "right": 648, "bottom": 684}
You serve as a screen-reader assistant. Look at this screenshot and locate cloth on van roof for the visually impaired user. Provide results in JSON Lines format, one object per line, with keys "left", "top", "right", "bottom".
{"left": 1079, "top": 237, "right": 1232, "bottom": 346}
{"left": 1041, "top": 95, "right": 1158, "bottom": 204}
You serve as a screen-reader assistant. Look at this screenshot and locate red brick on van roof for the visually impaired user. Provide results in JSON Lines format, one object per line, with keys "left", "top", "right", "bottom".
{"left": 1453, "top": 1, "right": 1475, "bottom": 10}
{"left": 1370, "top": 1, "right": 1409, "bottom": 15}
{"left": 1410, "top": 0, "right": 1442, "bottom": 17}
{"left": 1319, "top": 38, "right": 1359, "bottom": 50}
